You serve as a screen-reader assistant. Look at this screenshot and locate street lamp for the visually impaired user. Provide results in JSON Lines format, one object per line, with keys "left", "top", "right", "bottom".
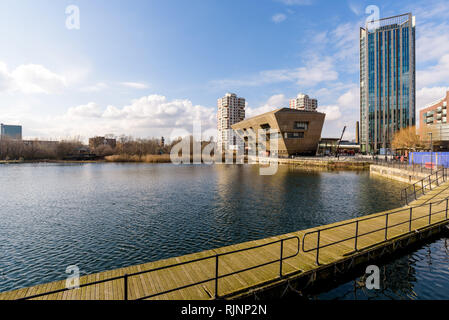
{"left": 428, "top": 132, "right": 433, "bottom": 174}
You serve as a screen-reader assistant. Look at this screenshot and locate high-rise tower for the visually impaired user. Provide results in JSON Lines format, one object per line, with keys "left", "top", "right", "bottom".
{"left": 360, "top": 13, "right": 416, "bottom": 153}
{"left": 217, "top": 93, "right": 245, "bottom": 152}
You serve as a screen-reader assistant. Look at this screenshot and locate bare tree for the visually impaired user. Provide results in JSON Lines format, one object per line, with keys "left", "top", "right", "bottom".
{"left": 391, "top": 126, "right": 427, "bottom": 153}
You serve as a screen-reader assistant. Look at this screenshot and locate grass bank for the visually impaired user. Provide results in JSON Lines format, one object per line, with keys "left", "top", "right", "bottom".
{"left": 105, "top": 154, "right": 172, "bottom": 163}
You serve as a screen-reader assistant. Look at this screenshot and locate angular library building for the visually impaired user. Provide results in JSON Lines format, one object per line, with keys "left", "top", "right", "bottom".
{"left": 231, "top": 108, "right": 325, "bottom": 157}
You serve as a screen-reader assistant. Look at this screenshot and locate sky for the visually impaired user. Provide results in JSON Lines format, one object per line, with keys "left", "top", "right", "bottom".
{"left": 0, "top": 0, "right": 449, "bottom": 142}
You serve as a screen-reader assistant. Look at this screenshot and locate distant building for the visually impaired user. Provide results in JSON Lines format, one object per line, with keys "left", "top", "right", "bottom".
{"left": 23, "top": 140, "right": 59, "bottom": 148}
{"left": 360, "top": 13, "right": 416, "bottom": 153}
{"left": 232, "top": 108, "right": 325, "bottom": 157}
{"left": 419, "top": 90, "right": 449, "bottom": 135}
{"left": 289, "top": 93, "right": 318, "bottom": 111}
{"left": 217, "top": 93, "right": 246, "bottom": 152}
{"left": 0, "top": 124, "right": 22, "bottom": 140}
{"left": 89, "top": 136, "right": 117, "bottom": 150}
{"left": 318, "top": 138, "right": 361, "bottom": 156}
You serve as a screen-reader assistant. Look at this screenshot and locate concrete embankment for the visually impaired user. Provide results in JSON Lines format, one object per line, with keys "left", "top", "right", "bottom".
{"left": 370, "top": 164, "right": 429, "bottom": 184}
{"left": 251, "top": 156, "right": 371, "bottom": 170}
{"left": 1, "top": 172, "right": 448, "bottom": 300}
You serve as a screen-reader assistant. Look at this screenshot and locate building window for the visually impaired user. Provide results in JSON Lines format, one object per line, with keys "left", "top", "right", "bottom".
{"left": 294, "top": 121, "right": 308, "bottom": 130}
{"left": 286, "top": 132, "right": 304, "bottom": 139}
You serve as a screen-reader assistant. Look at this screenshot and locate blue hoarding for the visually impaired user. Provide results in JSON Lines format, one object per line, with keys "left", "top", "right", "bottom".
{"left": 409, "top": 152, "right": 449, "bottom": 168}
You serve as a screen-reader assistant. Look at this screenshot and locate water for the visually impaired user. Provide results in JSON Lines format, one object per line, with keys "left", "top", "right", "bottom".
{"left": 0, "top": 162, "right": 447, "bottom": 299}
{"left": 305, "top": 237, "right": 449, "bottom": 300}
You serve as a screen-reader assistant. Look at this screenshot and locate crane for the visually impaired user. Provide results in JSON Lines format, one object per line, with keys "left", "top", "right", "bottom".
{"left": 335, "top": 126, "right": 347, "bottom": 159}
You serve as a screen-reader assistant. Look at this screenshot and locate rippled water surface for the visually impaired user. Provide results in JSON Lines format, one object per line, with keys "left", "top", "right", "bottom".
{"left": 0, "top": 163, "right": 448, "bottom": 299}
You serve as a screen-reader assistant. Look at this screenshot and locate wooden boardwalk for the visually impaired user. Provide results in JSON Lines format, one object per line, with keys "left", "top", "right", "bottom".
{"left": 1, "top": 175, "right": 449, "bottom": 300}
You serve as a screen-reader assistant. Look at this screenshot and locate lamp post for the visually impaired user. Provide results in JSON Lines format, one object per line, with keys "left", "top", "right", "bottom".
{"left": 428, "top": 132, "right": 433, "bottom": 174}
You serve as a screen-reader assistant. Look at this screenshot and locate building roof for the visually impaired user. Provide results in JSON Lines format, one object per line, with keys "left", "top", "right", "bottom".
{"left": 239, "top": 107, "right": 324, "bottom": 121}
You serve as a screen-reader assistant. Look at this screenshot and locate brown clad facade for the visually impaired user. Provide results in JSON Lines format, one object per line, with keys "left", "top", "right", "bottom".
{"left": 231, "top": 108, "right": 325, "bottom": 156}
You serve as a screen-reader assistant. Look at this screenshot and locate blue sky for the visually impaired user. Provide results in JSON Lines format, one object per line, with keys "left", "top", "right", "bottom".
{"left": 0, "top": 0, "right": 449, "bottom": 141}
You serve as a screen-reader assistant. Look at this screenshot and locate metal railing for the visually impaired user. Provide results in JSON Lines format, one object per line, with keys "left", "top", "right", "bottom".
{"left": 14, "top": 164, "right": 449, "bottom": 300}
{"left": 372, "top": 158, "right": 444, "bottom": 174}
{"left": 401, "top": 168, "right": 447, "bottom": 205}
{"left": 302, "top": 197, "right": 449, "bottom": 266}
{"left": 19, "top": 235, "right": 300, "bottom": 300}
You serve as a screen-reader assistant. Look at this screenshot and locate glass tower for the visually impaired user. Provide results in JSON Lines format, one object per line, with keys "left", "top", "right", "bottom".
{"left": 360, "top": 13, "right": 415, "bottom": 153}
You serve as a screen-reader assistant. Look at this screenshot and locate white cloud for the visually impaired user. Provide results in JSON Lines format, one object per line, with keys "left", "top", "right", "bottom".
{"left": 246, "top": 94, "right": 288, "bottom": 118}
{"left": 0, "top": 61, "right": 67, "bottom": 94}
{"left": 316, "top": 86, "right": 359, "bottom": 139}
{"left": 81, "top": 82, "right": 108, "bottom": 92}
{"left": 348, "top": 2, "right": 362, "bottom": 15}
{"left": 337, "top": 86, "right": 358, "bottom": 110}
{"left": 416, "top": 22, "right": 449, "bottom": 63}
{"left": 272, "top": 13, "right": 287, "bottom": 23}
{"left": 416, "top": 86, "right": 449, "bottom": 111}
{"left": 318, "top": 105, "right": 341, "bottom": 121}
{"left": 213, "top": 57, "right": 337, "bottom": 88}
{"left": 417, "top": 54, "right": 449, "bottom": 88}
{"left": 22, "top": 94, "right": 216, "bottom": 141}
{"left": 0, "top": 62, "right": 11, "bottom": 92}
{"left": 120, "top": 82, "right": 149, "bottom": 89}
{"left": 414, "top": 0, "right": 449, "bottom": 20}
{"left": 67, "top": 102, "right": 103, "bottom": 118}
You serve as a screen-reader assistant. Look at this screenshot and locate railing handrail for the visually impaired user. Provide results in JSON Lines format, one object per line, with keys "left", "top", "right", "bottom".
{"left": 19, "top": 235, "right": 300, "bottom": 300}
{"left": 15, "top": 165, "right": 449, "bottom": 300}
{"left": 372, "top": 158, "right": 444, "bottom": 173}
{"left": 401, "top": 167, "right": 447, "bottom": 205}
{"left": 302, "top": 196, "right": 449, "bottom": 265}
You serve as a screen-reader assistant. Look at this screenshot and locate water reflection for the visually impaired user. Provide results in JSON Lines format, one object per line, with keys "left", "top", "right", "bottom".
{"left": 0, "top": 163, "right": 423, "bottom": 295}
{"left": 303, "top": 236, "right": 449, "bottom": 300}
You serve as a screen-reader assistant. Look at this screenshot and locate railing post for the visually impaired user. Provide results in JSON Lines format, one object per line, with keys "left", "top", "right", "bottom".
{"left": 446, "top": 198, "right": 448, "bottom": 220}
{"left": 413, "top": 184, "right": 417, "bottom": 200}
{"left": 422, "top": 180, "right": 425, "bottom": 195}
{"left": 316, "top": 230, "right": 321, "bottom": 266}
{"left": 279, "top": 239, "right": 284, "bottom": 278}
{"left": 429, "top": 176, "right": 432, "bottom": 190}
{"left": 354, "top": 220, "right": 359, "bottom": 251}
{"left": 385, "top": 214, "right": 389, "bottom": 241}
{"left": 409, "top": 207, "right": 413, "bottom": 232}
{"left": 436, "top": 171, "right": 439, "bottom": 186}
{"left": 214, "top": 255, "right": 219, "bottom": 299}
{"left": 429, "top": 203, "right": 432, "bottom": 225}
{"left": 124, "top": 274, "right": 128, "bottom": 300}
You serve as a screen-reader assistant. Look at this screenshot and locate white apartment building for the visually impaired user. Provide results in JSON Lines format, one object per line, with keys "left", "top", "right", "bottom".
{"left": 217, "top": 93, "right": 245, "bottom": 152}
{"left": 289, "top": 93, "right": 318, "bottom": 111}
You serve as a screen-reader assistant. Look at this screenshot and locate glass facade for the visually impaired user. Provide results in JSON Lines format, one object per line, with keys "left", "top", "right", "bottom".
{"left": 0, "top": 124, "right": 22, "bottom": 140}
{"left": 360, "top": 13, "right": 415, "bottom": 153}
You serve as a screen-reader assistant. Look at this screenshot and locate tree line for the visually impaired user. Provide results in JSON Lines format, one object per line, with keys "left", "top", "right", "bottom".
{"left": 0, "top": 135, "right": 215, "bottom": 161}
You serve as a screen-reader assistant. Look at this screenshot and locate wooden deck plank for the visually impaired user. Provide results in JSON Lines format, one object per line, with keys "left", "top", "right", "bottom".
{"left": 2, "top": 179, "right": 449, "bottom": 300}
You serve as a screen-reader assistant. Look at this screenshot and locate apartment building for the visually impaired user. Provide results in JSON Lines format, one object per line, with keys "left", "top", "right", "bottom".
{"left": 420, "top": 91, "right": 449, "bottom": 129}
{"left": 217, "top": 93, "right": 246, "bottom": 152}
{"left": 289, "top": 93, "right": 318, "bottom": 111}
